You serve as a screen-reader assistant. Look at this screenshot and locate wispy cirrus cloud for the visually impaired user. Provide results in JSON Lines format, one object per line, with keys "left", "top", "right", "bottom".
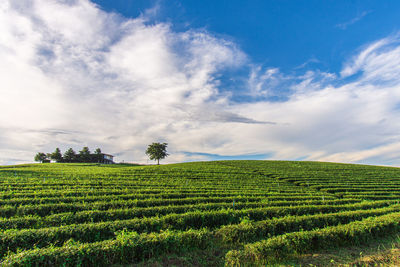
{"left": 335, "top": 11, "right": 371, "bottom": 30}
{"left": 294, "top": 57, "right": 320, "bottom": 70}
{"left": 341, "top": 34, "right": 400, "bottom": 82}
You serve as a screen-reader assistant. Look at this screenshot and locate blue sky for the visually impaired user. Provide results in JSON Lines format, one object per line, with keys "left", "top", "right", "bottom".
{"left": 92, "top": 0, "right": 400, "bottom": 74}
{"left": 90, "top": 0, "right": 400, "bottom": 105}
{"left": 2, "top": 0, "right": 400, "bottom": 165}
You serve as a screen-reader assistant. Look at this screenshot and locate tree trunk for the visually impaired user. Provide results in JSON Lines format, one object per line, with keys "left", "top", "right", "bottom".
{"left": 157, "top": 159, "right": 159, "bottom": 165}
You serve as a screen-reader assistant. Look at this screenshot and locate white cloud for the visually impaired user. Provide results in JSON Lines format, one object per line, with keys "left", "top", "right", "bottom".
{"left": 340, "top": 35, "right": 400, "bottom": 80}
{"left": 233, "top": 40, "right": 400, "bottom": 164}
{"left": 335, "top": 11, "right": 371, "bottom": 30}
{"left": 248, "top": 66, "right": 282, "bottom": 96}
{"left": 0, "top": 0, "right": 248, "bottom": 164}
{"left": 1, "top": 0, "right": 400, "bottom": 166}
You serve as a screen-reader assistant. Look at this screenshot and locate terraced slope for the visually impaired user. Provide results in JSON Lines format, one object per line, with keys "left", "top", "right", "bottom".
{"left": 0, "top": 161, "right": 399, "bottom": 266}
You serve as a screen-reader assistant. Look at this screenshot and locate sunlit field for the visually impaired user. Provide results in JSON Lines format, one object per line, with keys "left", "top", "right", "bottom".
{"left": 0, "top": 161, "right": 399, "bottom": 266}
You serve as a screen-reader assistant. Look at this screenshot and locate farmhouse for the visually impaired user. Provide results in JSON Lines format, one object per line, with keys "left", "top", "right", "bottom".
{"left": 98, "top": 153, "right": 114, "bottom": 164}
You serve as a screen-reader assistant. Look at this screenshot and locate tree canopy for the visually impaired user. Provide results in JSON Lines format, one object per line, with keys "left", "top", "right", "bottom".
{"left": 63, "top": 148, "right": 77, "bottom": 162}
{"left": 50, "top": 148, "right": 63, "bottom": 163}
{"left": 79, "top": 146, "right": 91, "bottom": 162}
{"left": 145, "top": 142, "right": 169, "bottom": 165}
{"left": 94, "top": 148, "right": 102, "bottom": 163}
{"left": 34, "top": 147, "right": 112, "bottom": 163}
{"left": 34, "top": 152, "right": 47, "bottom": 163}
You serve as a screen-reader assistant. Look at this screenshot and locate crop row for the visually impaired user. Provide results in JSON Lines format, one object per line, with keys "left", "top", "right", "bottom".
{"left": 2, "top": 209, "right": 400, "bottom": 266}
{"left": 0, "top": 228, "right": 212, "bottom": 267}
{"left": 0, "top": 194, "right": 341, "bottom": 218}
{"left": 0, "top": 199, "right": 362, "bottom": 230}
{"left": 225, "top": 211, "right": 400, "bottom": 265}
{"left": 1, "top": 204, "right": 398, "bottom": 256}
{"left": 344, "top": 195, "right": 400, "bottom": 201}
{"left": 0, "top": 192, "right": 340, "bottom": 207}
{"left": 0, "top": 189, "right": 312, "bottom": 200}
{"left": 323, "top": 188, "right": 400, "bottom": 193}
{"left": 0, "top": 185, "right": 293, "bottom": 193}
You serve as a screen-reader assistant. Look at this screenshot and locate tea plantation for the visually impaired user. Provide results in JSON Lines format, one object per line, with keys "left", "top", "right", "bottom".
{"left": 0, "top": 161, "right": 399, "bottom": 266}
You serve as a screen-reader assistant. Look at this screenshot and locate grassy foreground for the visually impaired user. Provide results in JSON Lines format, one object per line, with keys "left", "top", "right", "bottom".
{"left": 0, "top": 160, "right": 399, "bottom": 266}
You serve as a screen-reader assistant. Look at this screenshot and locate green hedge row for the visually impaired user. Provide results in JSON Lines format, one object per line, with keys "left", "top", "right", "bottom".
{"left": 3, "top": 210, "right": 400, "bottom": 267}
{"left": 0, "top": 192, "right": 269, "bottom": 203}
{"left": 216, "top": 205, "right": 400, "bottom": 244}
{"left": 1, "top": 204, "right": 398, "bottom": 256}
{"left": 1, "top": 229, "right": 213, "bottom": 266}
{"left": 0, "top": 196, "right": 259, "bottom": 218}
{"left": 0, "top": 199, "right": 361, "bottom": 230}
{"left": 0, "top": 193, "right": 341, "bottom": 218}
{"left": 0, "top": 192, "right": 338, "bottom": 207}
{"left": 0, "top": 230, "right": 213, "bottom": 267}
{"left": 224, "top": 211, "right": 400, "bottom": 266}
{"left": 0, "top": 189, "right": 309, "bottom": 200}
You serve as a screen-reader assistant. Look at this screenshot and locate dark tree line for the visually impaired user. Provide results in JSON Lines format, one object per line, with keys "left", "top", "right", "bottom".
{"left": 35, "top": 142, "right": 169, "bottom": 164}
{"left": 34, "top": 147, "right": 104, "bottom": 163}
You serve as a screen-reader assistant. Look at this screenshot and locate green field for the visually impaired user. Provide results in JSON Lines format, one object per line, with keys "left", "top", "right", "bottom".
{"left": 0, "top": 161, "right": 399, "bottom": 266}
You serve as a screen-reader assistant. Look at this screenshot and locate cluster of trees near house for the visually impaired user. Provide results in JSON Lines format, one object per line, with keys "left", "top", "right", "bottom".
{"left": 35, "top": 142, "right": 169, "bottom": 164}
{"left": 34, "top": 147, "right": 106, "bottom": 163}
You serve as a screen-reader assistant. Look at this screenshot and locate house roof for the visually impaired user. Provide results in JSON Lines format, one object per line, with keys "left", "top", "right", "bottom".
{"left": 90, "top": 153, "right": 114, "bottom": 157}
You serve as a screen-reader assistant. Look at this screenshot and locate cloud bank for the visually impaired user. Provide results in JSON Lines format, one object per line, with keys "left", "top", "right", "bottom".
{"left": 1, "top": 0, "right": 400, "bottom": 166}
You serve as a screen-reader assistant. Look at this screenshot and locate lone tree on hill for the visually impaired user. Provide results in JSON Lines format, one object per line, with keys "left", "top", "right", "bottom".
{"left": 34, "top": 152, "right": 48, "bottom": 163}
{"left": 50, "top": 148, "right": 63, "bottom": 162}
{"left": 145, "top": 142, "right": 169, "bottom": 165}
